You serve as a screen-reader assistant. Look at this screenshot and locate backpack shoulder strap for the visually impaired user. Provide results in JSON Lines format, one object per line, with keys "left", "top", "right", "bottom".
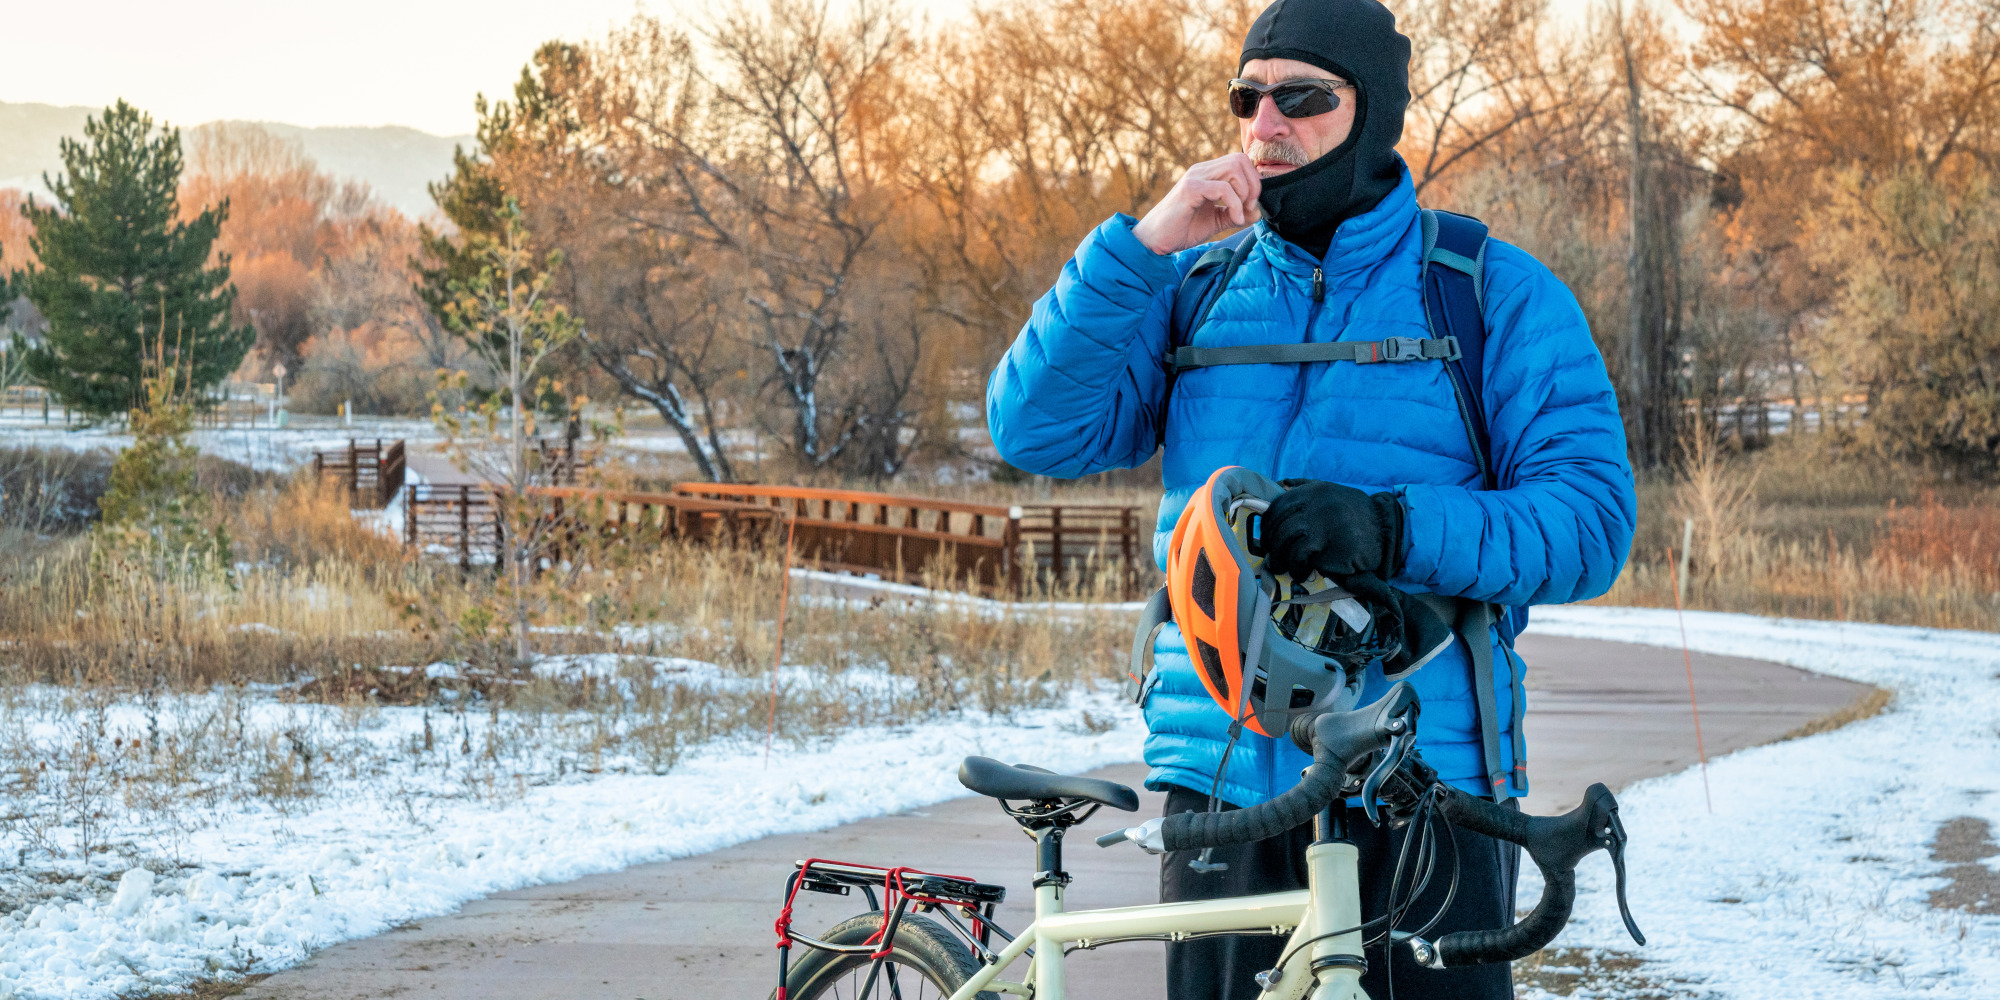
{"left": 1421, "top": 207, "right": 1527, "bottom": 641}
{"left": 1158, "top": 228, "right": 1258, "bottom": 445}
{"left": 1421, "top": 210, "right": 1534, "bottom": 799}
{"left": 1169, "top": 228, "right": 1258, "bottom": 353}
{"left": 1419, "top": 208, "right": 1496, "bottom": 491}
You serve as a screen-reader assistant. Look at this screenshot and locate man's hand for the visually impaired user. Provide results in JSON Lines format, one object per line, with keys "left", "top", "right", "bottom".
{"left": 1131, "top": 153, "right": 1264, "bottom": 255}
{"left": 1259, "top": 480, "right": 1406, "bottom": 582}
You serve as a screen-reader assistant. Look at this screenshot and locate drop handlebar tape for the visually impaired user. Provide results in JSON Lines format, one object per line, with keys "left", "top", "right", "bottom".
{"left": 1432, "top": 782, "right": 1633, "bottom": 966}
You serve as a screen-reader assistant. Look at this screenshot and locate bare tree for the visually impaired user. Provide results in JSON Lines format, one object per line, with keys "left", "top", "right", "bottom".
{"left": 574, "top": 238, "right": 746, "bottom": 483}
{"left": 899, "top": 0, "right": 1240, "bottom": 378}
{"left": 1402, "top": 0, "right": 1576, "bottom": 196}
{"left": 690, "top": 0, "right": 904, "bottom": 470}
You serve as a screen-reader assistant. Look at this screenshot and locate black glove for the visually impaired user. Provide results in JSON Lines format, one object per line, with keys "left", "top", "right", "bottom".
{"left": 1337, "top": 572, "right": 1455, "bottom": 678}
{"left": 1258, "top": 479, "right": 1406, "bottom": 582}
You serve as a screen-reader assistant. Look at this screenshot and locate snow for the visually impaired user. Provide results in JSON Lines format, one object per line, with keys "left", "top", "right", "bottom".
{"left": 1, "top": 607, "right": 1994, "bottom": 998}
{"left": 790, "top": 567, "right": 1153, "bottom": 616}
{"left": 0, "top": 679, "right": 1146, "bottom": 999}
{"left": 0, "top": 418, "right": 441, "bottom": 473}
{"left": 1521, "top": 607, "right": 2000, "bottom": 999}
{"left": 529, "top": 653, "right": 921, "bottom": 701}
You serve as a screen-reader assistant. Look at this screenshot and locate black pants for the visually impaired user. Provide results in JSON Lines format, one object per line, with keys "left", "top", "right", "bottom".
{"left": 1160, "top": 785, "right": 1520, "bottom": 1000}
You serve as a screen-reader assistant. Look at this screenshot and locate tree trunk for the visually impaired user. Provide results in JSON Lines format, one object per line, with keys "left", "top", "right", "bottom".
{"left": 1620, "top": 12, "right": 1653, "bottom": 469}
{"left": 508, "top": 255, "right": 530, "bottom": 666}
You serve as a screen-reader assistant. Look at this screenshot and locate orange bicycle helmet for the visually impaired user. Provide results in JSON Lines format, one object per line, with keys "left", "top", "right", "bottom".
{"left": 1143, "top": 467, "right": 1415, "bottom": 738}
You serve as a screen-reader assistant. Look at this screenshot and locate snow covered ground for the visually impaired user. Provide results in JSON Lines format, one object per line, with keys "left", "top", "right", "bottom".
{"left": 0, "top": 417, "right": 441, "bottom": 473}
{"left": 0, "top": 680, "right": 1145, "bottom": 999}
{"left": 0, "top": 608, "right": 1993, "bottom": 998}
{"left": 1524, "top": 607, "right": 2000, "bottom": 999}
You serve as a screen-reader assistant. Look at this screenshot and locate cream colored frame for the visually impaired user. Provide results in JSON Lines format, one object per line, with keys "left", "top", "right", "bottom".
{"left": 946, "top": 840, "right": 1370, "bottom": 1000}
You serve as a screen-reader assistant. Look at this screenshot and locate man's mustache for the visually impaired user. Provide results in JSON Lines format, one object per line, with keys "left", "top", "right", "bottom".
{"left": 1246, "top": 139, "right": 1311, "bottom": 166}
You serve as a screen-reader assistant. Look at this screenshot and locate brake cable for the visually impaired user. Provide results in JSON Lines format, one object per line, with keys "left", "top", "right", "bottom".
{"left": 1259, "top": 782, "right": 1465, "bottom": 985}
{"left": 1191, "top": 719, "right": 1247, "bottom": 873}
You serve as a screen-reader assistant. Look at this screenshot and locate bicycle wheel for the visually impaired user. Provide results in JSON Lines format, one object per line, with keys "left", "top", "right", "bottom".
{"left": 775, "top": 911, "right": 997, "bottom": 1000}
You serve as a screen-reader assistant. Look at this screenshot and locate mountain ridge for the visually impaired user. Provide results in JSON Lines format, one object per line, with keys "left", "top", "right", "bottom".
{"left": 0, "top": 100, "right": 469, "bottom": 218}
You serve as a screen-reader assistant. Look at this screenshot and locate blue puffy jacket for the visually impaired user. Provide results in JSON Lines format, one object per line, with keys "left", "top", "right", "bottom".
{"left": 986, "top": 165, "right": 1636, "bottom": 805}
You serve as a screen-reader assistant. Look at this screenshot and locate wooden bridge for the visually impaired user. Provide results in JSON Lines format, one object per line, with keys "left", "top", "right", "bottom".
{"left": 311, "top": 439, "right": 407, "bottom": 509}
{"left": 398, "top": 477, "right": 1148, "bottom": 597}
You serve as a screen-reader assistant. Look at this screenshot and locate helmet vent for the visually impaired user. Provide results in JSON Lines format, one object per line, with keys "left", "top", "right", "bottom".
{"left": 1191, "top": 550, "right": 1217, "bottom": 619}
{"left": 1195, "top": 639, "right": 1228, "bottom": 694}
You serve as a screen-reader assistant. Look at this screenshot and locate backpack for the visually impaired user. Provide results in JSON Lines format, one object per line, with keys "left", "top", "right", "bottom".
{"left": 1143, "top": 207, "right": 1531, "bottom": 800}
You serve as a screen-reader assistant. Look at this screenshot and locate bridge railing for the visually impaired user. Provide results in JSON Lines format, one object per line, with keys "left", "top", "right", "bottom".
{"left": 312, "top": 438, "right": 406, "bottom": 509}
{"left": 671, "top": 483, "right": 1022, "bottom": 594}
{"left": 1016, "top": 503, "right": 1150, "bottom": 597}
{"left": 396, "top": 479, "right": 1145, "bottom": 598}
{"left": 405, "top": 483, "right": 502, "bottom": 570}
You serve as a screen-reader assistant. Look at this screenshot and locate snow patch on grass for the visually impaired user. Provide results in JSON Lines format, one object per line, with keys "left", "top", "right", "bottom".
{"left": 0, "top": 684, "right": 1143, "bottom": 999}
{"left": 1522, "top": 607, "right": 2000, "bottom": 999}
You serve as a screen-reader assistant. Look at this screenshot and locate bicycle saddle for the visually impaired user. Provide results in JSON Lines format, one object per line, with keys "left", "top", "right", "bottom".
{"left": 957, "top": 757, "right": 1139, "bottom": 811}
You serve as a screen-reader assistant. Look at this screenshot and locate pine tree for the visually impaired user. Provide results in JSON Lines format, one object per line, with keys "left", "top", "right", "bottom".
{"left": 0, "top": 244, "right": 17, "bottom": 391}
{"left": 414, "top": 141, "right": 509, "bottom": 334}
{"left": 11, "top": 101, "right": 253, "bottom": 419}
{"left": 413, "top": 79, "right": 527, "bottom": 348}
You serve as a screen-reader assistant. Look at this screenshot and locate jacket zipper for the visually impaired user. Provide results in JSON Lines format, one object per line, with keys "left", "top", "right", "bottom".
{"left": 1278, "top": 265, "right": 1327, "bottom": 465}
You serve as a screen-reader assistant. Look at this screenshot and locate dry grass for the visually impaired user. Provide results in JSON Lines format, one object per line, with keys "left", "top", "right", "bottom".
{"left": 1599, "top": 435, "right": 2000, "bottom": 631}
{"left": 0, "top": 471, "right": 1136, "bottom": 894}
{"left": 1776, "top": 686, "right": 1893, "bottom": 743}
{"left": 0, "top": 469, "right": 1135, "bottom": 760}
{"left": 117, "top": 974, "right": 271, "bottom": 1000}
{"left": 0, "top": 480, "right": 465, "bottom": 689}
{"left": 1512, "top": 946, "right": 1701, "bottom": 998}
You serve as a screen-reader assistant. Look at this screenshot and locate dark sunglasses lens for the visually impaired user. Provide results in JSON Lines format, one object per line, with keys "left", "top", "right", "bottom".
{"left": 1273, "top": 85, "right": 1337, "bottom": 119}
{"left": 1228, "top": 84, "right": 1262, "bottom": 119}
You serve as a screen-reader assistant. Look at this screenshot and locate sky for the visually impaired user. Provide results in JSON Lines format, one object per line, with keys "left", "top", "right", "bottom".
{"left": 1, "top": 1, "right": 713, "bottom": 136}
{"left": 4, "top": 0, "right": 1595, "bottom": 137}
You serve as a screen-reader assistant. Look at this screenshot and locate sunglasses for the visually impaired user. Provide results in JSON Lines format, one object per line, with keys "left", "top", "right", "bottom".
{"left": 1227, "top": 78, "right": 1354, "bottom": 120}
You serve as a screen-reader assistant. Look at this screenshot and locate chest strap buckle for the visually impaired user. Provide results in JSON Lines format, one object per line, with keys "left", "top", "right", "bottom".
{"left": 1367, "top": 336, "right": 1462, "bottom": 363}
{"left": 1371, "top": 337, "right": 1427, "bottom": 363}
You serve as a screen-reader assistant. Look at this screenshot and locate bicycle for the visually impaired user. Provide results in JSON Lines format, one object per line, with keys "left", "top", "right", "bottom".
{"left": 769, "top": 680, "right": 1645, "bottom": 1000}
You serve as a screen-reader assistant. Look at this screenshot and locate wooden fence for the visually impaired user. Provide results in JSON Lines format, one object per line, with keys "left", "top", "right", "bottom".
{"left": 671, "top": 484, "right": 1147, "bottom": 597}
{"left": 672, "top": 483, "right": 1022, "bottom": 593}
{"left": 196, "top": 381, "right": 278, "bottom": 428}
{"left": 533, "top": 486, "right": 786, "bottom": 557}
{"left": 397, "top": 479, "right": 1146, "bottom": 598}
{"left": 405, "top": 484, "right": 502, "bottom": 570}
{"left": 0, "top": 386, "right": 72, "bottom": 424}
{"left": 312, "top": 439, "right": 407, "bottom": 509}
{"left": 1017, "top": 503, "right": 1148, "bottom": 595}
{"left": 402, "top": 484, "right": 783, "bottom": 571}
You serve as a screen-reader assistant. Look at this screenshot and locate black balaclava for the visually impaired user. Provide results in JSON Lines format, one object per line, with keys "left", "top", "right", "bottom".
{"left": 1241, "top": 0, "right": 1411, "bottom": 259}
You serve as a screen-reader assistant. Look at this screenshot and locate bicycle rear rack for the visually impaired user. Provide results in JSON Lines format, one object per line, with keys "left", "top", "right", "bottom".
{"left": 774, "top": 858, "right": 1012, "bottom": 998}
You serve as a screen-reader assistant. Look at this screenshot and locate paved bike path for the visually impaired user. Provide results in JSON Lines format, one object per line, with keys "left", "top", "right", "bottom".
{"left": 239, "top": 635, "right": 1871, "bottom": 1000}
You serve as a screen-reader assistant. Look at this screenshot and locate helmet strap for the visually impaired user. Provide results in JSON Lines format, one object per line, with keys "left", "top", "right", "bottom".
{"left": 1237, "top": 582, "right": 1274, "bottom": 728}
{"left": 1191, "top": 584, "right": 1274, "bottom": 876}
{"left": 1192, "top": 718, "right": 1248, "bottom": 875}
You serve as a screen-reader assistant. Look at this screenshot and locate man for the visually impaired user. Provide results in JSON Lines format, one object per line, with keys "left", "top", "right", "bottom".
{"left": 985, "top": 0, "right": 1636, "bottom": 998}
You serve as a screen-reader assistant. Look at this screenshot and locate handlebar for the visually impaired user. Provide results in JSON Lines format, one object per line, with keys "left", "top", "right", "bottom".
{"left": 1426, "top": 781, "right": 1644, "bottom": 966}
{"left": 1154, "top": 684, "right": 1421, "bottom": 853}
{"left": 1119, "top": 681, "right": 1644, "bottom": 967}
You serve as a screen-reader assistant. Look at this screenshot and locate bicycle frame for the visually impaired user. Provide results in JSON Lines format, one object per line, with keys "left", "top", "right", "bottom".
{"left": 949, "top": 839, "right": 1368, "bottom": 1000}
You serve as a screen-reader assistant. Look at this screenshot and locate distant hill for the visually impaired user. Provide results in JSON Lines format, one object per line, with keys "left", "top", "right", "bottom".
{"left": 0, "top": 101, "right": 469, "bottom": 218}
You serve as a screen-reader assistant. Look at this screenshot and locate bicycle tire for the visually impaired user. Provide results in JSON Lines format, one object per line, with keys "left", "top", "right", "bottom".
{"left": 774, "top": 912, "right": 998, "bottom": 1000}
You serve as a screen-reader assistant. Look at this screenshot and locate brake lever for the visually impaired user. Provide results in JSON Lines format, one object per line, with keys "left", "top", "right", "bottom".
{"left": 1358, "top": 728, "right": 1416, "bottom": 826}
{"left": 1602, "top": 805, "right": 1645, "bottom": 946}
